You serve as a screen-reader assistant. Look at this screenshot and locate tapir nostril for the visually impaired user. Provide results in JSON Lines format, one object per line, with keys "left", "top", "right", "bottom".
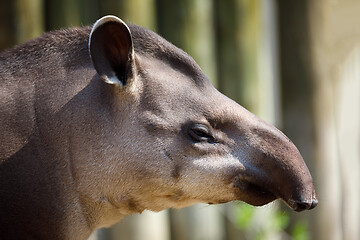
{"left": 288, "top": 199, "right": 315, "bottom": 212}
{"left": 309, "top": 198, "right": 318, "bottom": 209}
{"left": 294, "top": 201, "right": 311, "bottom": 212}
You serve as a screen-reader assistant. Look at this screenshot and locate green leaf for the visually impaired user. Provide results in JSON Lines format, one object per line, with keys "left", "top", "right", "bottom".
{"left": 235, "top": 203, "right": 255, "bottom": 229}
{"left": 271, "top": 211, "right": 290, "bottom": 231}
{"left": 292, "top": 220, "right": 310, "bottom": 240}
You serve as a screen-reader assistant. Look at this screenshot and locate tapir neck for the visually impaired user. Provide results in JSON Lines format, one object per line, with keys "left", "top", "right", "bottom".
{"left": 0, "top": 44, "right": 128, "bottom": 239}
{"left": 0, "top": 29, "right": 103, "bottom": 238}
{"left": 0, "top": 131, "right": 94, "bottom": 240}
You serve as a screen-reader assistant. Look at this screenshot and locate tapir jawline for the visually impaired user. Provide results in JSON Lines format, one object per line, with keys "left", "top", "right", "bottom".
{"left": 0, "top": 15, "right": 317, "bottom": 240}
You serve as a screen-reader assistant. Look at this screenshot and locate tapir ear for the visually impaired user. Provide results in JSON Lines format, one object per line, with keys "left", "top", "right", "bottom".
{"left": 89, "top": 16, "right": 135, "bottom": 86}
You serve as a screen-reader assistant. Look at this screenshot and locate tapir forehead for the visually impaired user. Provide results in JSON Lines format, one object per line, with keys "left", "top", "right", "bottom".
{"left": 136, "top": 53, "right": 258, "bottom": 135}
{"left": 129, "top": 25, "right": 208, "bottom": 86}
{"left": 137, "top": 55, "right": 213, "bottom": 114}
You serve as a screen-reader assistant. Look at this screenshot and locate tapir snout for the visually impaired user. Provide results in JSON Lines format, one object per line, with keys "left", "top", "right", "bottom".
{"left": 237, "top": 117, "right": 318, "bottom": 211}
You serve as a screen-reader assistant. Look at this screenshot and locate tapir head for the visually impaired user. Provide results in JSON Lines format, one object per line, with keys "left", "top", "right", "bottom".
{"left": 85, "top": 16, "right": 317, "bottom": 219}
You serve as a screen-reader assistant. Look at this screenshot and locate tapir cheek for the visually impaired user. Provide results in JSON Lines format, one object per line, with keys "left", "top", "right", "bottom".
{"left": 179, "top": 155, "right": 244, "bottom": 189}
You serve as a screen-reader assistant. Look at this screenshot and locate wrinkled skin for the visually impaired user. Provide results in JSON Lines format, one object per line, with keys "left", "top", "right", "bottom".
{"left": 0, "top": 16, "right": 317, "bottom": 240}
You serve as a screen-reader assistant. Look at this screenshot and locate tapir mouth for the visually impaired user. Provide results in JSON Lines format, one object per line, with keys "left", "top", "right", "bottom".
{"left": 242, "top": 180, "right": 276, "bottom": 200}
{"left": 233, "top": 177, "right": 277, "bottom": 206}
{"left": 234, "top": 177, "right": 318, "bottom": 212}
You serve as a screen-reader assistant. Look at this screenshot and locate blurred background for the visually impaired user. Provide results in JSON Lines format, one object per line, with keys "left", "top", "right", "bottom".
{"left": 1, "top": 0, "right": 359, "bottom": 239}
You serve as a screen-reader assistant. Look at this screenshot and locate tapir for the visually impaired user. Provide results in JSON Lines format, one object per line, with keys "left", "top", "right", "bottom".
{"left": 0, "top": 16, "right": 317, "bottom": 240}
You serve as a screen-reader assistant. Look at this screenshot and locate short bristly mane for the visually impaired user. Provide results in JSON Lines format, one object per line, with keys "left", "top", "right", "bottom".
{"left": 129, "top": 25, "right": 204, "bottom": 81}
{"left": 0, "top": 24, "right": 205, "bottom": 83}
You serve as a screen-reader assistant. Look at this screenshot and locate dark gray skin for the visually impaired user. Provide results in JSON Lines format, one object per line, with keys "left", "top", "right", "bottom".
{"left": 0, "top": 16, "right": 317, "bottom": 240}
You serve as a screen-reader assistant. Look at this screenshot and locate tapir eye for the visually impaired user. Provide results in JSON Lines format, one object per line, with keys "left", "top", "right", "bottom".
{"left": 188, "top": 124, "right": 215, "bottom": 143}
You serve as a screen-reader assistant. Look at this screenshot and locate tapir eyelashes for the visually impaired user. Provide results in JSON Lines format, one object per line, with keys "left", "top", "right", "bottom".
{"left": 188, "top": 124, "right": 215, "bottom": 143}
